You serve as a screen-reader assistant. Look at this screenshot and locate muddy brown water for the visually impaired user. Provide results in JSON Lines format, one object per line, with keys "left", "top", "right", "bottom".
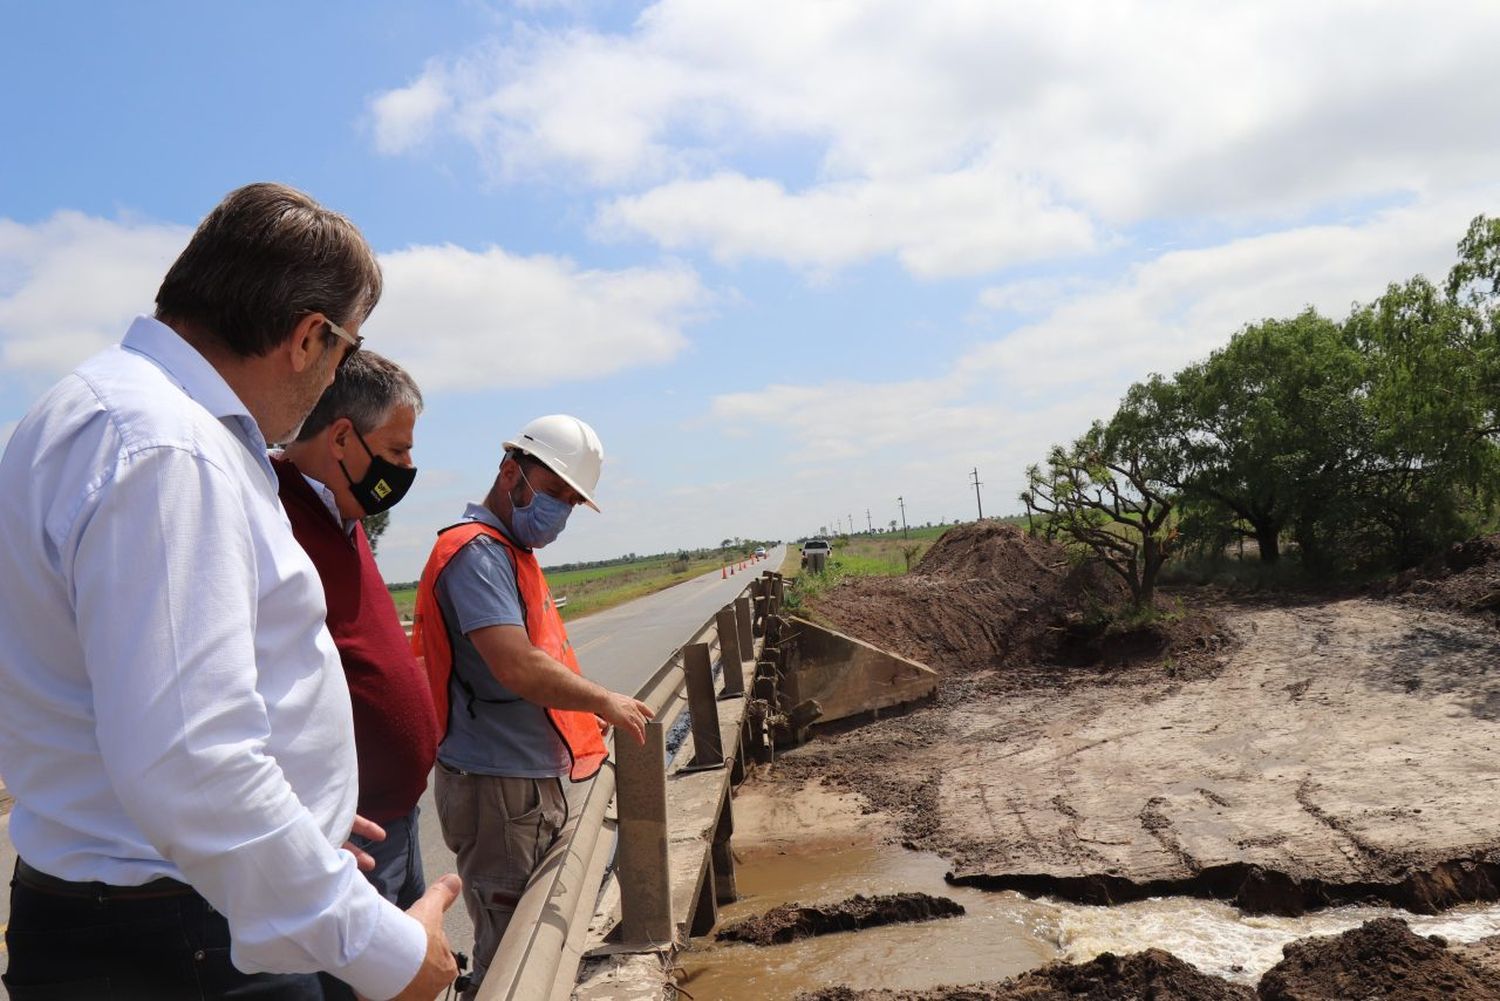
{"left": 679, "top": 835, "right": 1500, "bottom": 999}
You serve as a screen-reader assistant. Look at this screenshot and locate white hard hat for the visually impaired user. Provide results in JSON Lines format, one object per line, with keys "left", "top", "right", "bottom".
{"left": 504, "top": 414, "right": 605, "bottom": 511}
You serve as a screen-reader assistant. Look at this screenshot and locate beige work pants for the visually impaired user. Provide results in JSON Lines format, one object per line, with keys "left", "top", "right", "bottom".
{"left": 434, "top": 763, "right": 568, "bottom": 1001}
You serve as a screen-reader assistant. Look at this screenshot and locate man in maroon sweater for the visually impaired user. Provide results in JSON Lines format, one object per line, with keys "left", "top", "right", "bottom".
{"left": 275, "top": 350, "right": 438, "bottom": 911}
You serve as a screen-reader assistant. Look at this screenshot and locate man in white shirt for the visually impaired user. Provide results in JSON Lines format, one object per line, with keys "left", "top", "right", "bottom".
{"left": 0, "top": 183, "right": 459, "bottom": 1000}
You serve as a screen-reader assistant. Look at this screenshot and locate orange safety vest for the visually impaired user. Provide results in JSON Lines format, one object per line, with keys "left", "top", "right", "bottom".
{"left": 412, "top": 521, "right": 607, "bottom": 782}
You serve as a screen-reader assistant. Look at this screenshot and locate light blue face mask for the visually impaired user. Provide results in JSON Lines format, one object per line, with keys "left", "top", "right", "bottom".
{"left": 511, "top": 466, "right": 573, "bottom": 549}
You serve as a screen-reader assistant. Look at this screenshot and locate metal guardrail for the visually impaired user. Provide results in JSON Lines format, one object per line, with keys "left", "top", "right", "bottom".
{"left": 479, "top": 573, "right": 765, "bottom": 1000}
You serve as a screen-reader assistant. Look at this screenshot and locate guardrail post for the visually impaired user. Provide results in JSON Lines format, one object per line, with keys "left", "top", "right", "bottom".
{"left": 616, "top": 719, "right": 673, "bottom": 948}
{"left": 711, "top": 789, "right": 737, "bottom": 904}
{"left": 734, "top": 596, "right": 754, "bottom": 661}
{"left": 715, "top": 606, "right": 745, "bottom": 697}
{"left": 753, "top": 663, "right": 777, "bottom": 703}
{"left": 683, "top": 643, "right": 724, "bottom": 769}
{"left": 730, "top": 739, "right": 746, "bottom": 783}
{"left": 691, "top": 865, "right": 718, "bottom": 938}
{"left": 747, "top": 579, "right": 764, "bottom": 636}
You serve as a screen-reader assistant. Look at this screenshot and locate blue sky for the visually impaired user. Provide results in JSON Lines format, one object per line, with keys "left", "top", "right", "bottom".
{"left": 4, "top": 1, "right": 1500, "bottom": 582}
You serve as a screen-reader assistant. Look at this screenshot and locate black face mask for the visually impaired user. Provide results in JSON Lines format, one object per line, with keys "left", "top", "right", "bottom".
{"left": 339, "top": 425, "right": 417, "bottom": 517}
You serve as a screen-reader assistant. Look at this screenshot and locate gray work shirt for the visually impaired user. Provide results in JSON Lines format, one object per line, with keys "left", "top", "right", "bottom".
{"left": 434, "top": 503, "right": 571, "bottom": 778}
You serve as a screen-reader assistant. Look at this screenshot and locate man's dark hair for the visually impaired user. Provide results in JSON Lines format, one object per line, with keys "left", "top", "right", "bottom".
{"left": 155, "top": 182, "right": 383, "bottom": 358}
{"left": 505, "top": 448, "right": 545, "bottom": 474}
{"left": 295, "top": 350, "right": 423, "bottom": 441}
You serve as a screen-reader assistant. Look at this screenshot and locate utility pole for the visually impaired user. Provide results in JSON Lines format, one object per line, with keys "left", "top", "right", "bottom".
{"left": 866, "top": 508, "right": 873, "bottom": 533}
{"left": 970, "top": 467, "right": 984, "bottom": 521}
{"left": 848, "top": 512, "right": 854, "bottom": 536}
{"left": 897, "top": 496, "right": 908, "bottom": 539}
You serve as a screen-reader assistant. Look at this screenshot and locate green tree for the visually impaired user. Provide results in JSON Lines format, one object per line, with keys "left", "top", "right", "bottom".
{"left": 1342, "top": 272, "right": 1500, "bottom": 566}
{"left": 1446, "top": 214, "right": 1500, "bottom": 307}
{"left": 1168, "top": 309, "right": 1367, "bottom": 565}
{"left": 1021, "top": 415, "right": 1177, "bottom": 609}
{"left": 364, "top": 509, "right": 390, "bottom": 556}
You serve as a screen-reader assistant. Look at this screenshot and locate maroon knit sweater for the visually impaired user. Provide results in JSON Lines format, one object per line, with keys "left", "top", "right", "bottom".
{"left": 273, "top": 457, "right": 438, "bottom": 824}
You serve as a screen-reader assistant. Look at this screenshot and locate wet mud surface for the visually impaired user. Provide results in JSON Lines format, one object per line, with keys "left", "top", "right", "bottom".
{"left": 794, "top": 919, "right": 1500, "bottom": 1000}
{"left": 795, "top": 947, "right": 1255, "bottom": 1000}
{"left": 716, "top": 892, "right": 965, "bottom": 945}
{"left": 744, "top": 523, "right": 1500, "bottom": 996}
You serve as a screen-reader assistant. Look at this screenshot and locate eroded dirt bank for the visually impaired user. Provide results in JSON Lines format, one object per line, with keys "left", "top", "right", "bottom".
{"left": 740, "top": 523, "right": 1500, "bottom": 994}
{"left": 796, "top": 947, "right": 1255, "bottom": 1000}
{"left": 776, "top": 525, "right": 1500, "bottom": 916}
{"left": 717, "top": 893, "right": 964, "bottom": 945}
{"left": 794, "top": 917, "right": 1500, "bottom": 1000}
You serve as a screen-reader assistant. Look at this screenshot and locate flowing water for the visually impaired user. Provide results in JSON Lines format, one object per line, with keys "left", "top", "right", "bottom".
{"left": 679, "top": 836, "right": 1500, "bottom": 999}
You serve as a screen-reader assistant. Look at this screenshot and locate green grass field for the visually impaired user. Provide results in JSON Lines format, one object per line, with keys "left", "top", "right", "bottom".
{"left": 389, "top": 552, "right": 752, "bottom": 623}
{"left": 781, "top": 524, "right": 951, "bottom": 575}
{"left": 779, "top": 524, "right": 949, "bottom": 607}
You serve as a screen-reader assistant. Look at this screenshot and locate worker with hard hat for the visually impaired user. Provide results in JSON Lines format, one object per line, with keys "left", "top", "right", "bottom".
{"left": 411, "top": 414, "right": 653, "bottom": 1000}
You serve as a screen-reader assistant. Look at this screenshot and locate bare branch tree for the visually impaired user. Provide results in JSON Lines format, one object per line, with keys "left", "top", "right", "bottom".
{"left": 1021, "top": 422, "right": 1176, "bottom": 608}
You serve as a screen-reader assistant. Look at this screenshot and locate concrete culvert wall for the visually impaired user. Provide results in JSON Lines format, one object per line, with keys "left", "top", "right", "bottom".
{"left": 780, "top": 617, "right": 938, "bottom": 727}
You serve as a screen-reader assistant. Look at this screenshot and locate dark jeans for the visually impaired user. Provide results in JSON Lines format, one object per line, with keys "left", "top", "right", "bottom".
{"left": 351, "top": 804, "right": 426, "bottom": 909}
{"left": 315, "top": 805, "right": 429, "bottom": 1001}
{"left": 4, "top": 862, "right": 325, "bottom": 1001}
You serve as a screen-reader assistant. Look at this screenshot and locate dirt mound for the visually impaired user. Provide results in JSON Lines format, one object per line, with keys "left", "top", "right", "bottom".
{"left": 1257, "top": 918, "right": 1500, "bottom": 1000}
{"left": 1373, "top": 534, "right": 1500, "bottom": 622}
{"left": 912, "top": 521, "right": 1076, "bottom": 581}
{"left": 794, "top": 949, "right": 1253, "bottom": 1000}
{"left": 808, "top": 522, "right": 1231, "bottom": 692}
{"left": 716, "top": 892, "right": 963, "bottom": 946}
{"left": 1006, "top": 949, "right": 1254, "bottom": 1000}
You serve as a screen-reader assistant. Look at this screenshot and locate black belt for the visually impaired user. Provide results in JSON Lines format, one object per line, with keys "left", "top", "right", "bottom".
{"left": 15, "top": 858, "right": 196, "bottom": 901}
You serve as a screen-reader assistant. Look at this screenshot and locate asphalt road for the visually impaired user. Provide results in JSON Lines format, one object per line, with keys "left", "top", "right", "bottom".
{"left": 0, "top": 546, "right": 786, "bottom": 978}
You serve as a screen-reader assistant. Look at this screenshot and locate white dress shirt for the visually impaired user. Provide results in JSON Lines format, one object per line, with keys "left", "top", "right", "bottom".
{"left": 0, "top": 316, "right": 425, "bottom": 999}
{"left": 300, "top": 469, "right": 357, "bottom": 536}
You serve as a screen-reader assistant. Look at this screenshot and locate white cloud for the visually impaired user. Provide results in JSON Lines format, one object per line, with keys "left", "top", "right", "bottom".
{"left": 367, "top": 0, "right": 1500, "bottom": 277}
{"left": 706, "top": 191, "right": 1493, "bottom": 518}
{"left": 369, "top": 71, "right": 453, "bottom": 155}
{"left": 0, "top": 213, "right": 190, "bottom": 373}
{"left": 0, "top": 214, "right": 709, "bottom": 391}
{"left": 978, "top": 276, "right": 1103, "bottom": 316}
{"left": 371, "top": 243, "right": 706, "bottom": 392}
{"left": 963, "top": 194, "right": 1486, "bottom": 399}
{"left": 597, "top": 169, "right": 1096, "bottom": 278}
{"left": 713, "top": 377, "right": 1004, "bottom": 463}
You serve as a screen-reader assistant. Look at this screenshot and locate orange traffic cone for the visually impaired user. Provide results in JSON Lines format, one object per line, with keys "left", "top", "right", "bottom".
{"left": 722, "top": 565, "right": 727, "bottom": 579}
